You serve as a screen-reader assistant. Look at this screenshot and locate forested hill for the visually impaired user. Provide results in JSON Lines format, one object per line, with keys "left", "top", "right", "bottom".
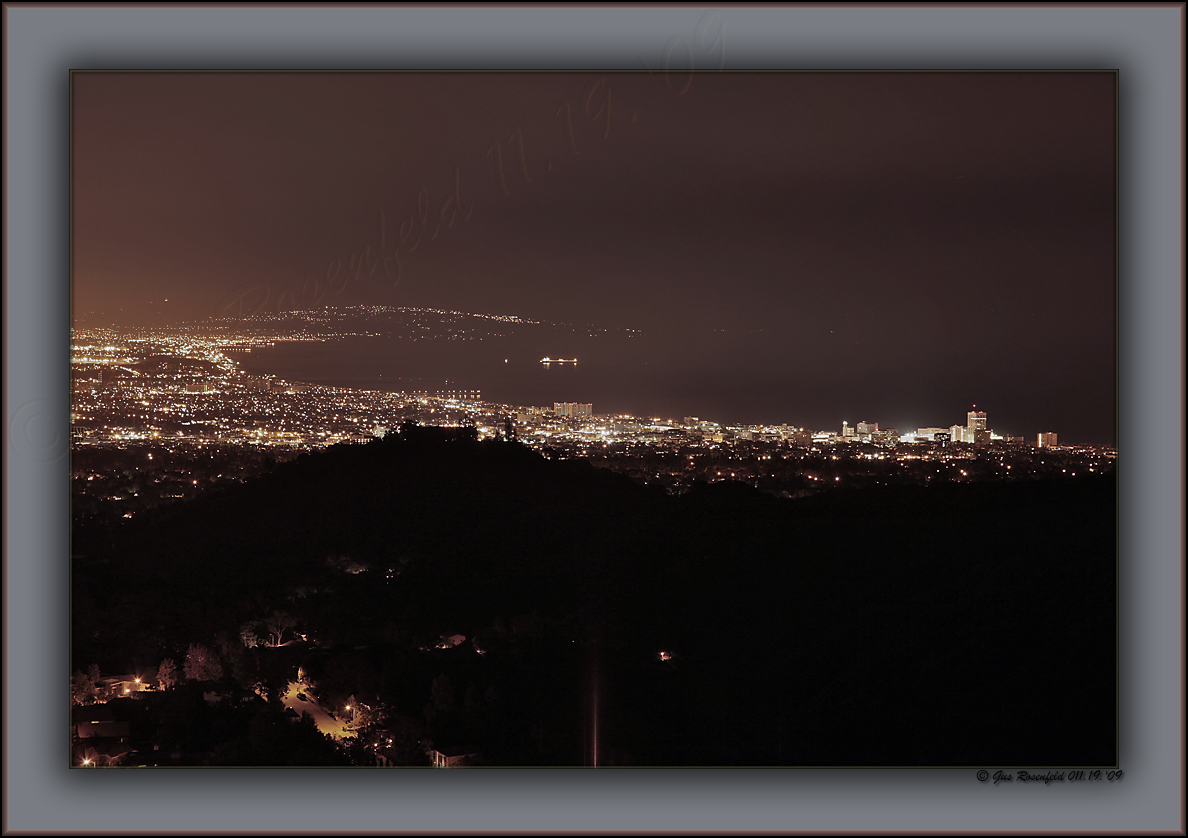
{"left": 74, "top": 425, "right": 1116, "bottom": 766}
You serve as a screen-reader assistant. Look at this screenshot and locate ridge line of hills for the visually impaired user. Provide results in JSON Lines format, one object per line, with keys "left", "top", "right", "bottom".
{"left": 73, "top": 423, "right": 1116, "bottom": 766}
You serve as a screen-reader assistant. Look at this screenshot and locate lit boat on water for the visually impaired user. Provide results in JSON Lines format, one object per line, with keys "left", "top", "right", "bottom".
{"left": 540, "top": 357, "right": 578, "bottom": 364}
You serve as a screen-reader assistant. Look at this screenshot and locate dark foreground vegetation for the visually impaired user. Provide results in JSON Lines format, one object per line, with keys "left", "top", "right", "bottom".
{"left": 72, "top": 423, "right": 1116, "bottom": 766}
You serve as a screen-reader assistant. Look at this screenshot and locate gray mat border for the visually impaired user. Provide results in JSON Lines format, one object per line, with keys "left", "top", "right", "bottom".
{"left": 4, "top": 5, "right": 1182, "bottom": 834}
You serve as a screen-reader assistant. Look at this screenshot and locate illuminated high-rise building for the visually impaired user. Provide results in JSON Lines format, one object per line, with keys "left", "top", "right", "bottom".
{"left": 1037, "top": 432, "right": 1058, "bottom": 448}
{"left": 856, "top": 421, "right": 877, "bottom": 440}
{"left": 967, "top": 408, "right": 987, "bottom": 432}
{"left": 554, "top": 402, "right": 593, "bottom": 418}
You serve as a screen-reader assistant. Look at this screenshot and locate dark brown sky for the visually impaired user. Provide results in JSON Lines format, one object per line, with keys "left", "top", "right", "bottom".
{"left": 71, "top": 71, "right": 1116, "bottom": 443}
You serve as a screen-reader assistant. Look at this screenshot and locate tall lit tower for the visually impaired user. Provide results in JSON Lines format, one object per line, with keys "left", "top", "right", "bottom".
{"left": 967, "top": 406, "right": 987, "bottom": 432}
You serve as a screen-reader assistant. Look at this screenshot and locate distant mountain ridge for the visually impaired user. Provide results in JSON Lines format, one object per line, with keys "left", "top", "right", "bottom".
{"left": 185, "top": 305, "right": 650, "bottom": 344}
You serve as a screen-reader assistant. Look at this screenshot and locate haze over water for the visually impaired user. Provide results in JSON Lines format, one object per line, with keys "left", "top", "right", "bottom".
{"left": 239, "top": 328, "right": 794, "bottom": 425}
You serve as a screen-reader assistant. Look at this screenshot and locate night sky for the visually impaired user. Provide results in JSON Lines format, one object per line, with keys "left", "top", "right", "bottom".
{"left": 71, "top": 71, "right": 1116, "bottom": 443}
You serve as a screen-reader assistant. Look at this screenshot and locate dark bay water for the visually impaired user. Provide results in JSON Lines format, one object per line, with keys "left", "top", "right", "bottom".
{"left": 238, "top": 332, "right": 800, "bottom": 424}
{"left": 233, "top": 329, "right": 1102, "bottom": 438}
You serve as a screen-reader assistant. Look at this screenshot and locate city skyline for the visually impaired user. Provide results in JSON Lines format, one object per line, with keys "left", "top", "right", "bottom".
{"left": 71, "top": 313, "right": 1083, "bottom": 447}
{"left": 71, "top": 71, "right": 1117, "bottom": 446}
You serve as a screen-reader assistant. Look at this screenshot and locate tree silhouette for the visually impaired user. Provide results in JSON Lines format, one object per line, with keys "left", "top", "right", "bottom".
{"left": 183, "top": 644, "right": 223, "bottom": 682}
{"left": 239, "top": 622, "right": 262, "bottom": 648}
{"left": 157, "top": 658, "right": 178, "bottom": 690}
{"left": 71, "top": 668, "right": 98, "bottom": 705}
{"left": 265, "top": 611, "right": 296, "bottom": 647}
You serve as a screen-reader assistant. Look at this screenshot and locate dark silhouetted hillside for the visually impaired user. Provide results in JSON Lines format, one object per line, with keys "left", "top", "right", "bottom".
{"left": 73, "top": 424, "right": 1116, "bottom": 766}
